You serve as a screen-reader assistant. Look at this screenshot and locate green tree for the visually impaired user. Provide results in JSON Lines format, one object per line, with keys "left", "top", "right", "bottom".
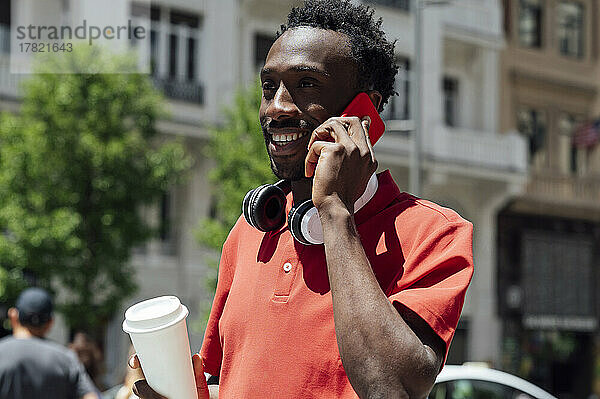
{"left": 196, "top": 81, "right": 274, "bottom": 289}
{"left": 197, "top": 81, "right": 274, "bottom": 251}
{"left": 0, "top": 46, "right": 190, "bottom": 332}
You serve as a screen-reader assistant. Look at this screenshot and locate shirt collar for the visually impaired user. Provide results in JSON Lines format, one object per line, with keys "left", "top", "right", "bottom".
{"left": 353, "top": 170, "right": 401, "bottom": 226}
{"left": 267, "top": 169, "right": 401, "bottom": 238}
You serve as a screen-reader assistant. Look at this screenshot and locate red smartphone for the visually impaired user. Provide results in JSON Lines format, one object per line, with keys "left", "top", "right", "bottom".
{"left": 340, "top": 92, "right": 385, "bottom": 145}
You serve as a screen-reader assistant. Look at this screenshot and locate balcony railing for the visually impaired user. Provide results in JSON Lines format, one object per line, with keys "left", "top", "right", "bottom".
{"left": 427, "top": 125, "right": 528, "bottom": 173}
{"left": 526, "top": 174, "right": 600, "bottom": 205}
{"left": 377, "top": 123, "right": 529, "bottom": 178}
{"left": 363, "top": 0, "right": 410, "bottom": 11}
{"left": 152, "top": 77, "right": 203, "bottom": 104}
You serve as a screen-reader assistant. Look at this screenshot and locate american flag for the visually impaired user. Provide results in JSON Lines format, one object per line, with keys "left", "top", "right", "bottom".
{"left": 572, "top": 119, "right": 600, "bottom": 148}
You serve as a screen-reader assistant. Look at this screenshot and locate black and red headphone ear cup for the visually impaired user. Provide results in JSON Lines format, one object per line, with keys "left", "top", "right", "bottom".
{"left": 242, "top": 184, "right": 287, "bottom": 232}
{"left": 242, "top": 186, "right": 261, "bottom": 230}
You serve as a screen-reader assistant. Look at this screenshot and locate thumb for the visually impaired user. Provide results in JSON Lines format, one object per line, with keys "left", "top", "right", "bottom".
{"left": 193, "top": 353, "right": 210, "bottom": 399}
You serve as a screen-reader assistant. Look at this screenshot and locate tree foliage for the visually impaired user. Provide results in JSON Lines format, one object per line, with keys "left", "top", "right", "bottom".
{"left": 196, "top": 81, "right": 274, "bottom": 282}
{"left": 0, "top": 46, "right": 190, "bottom": 331}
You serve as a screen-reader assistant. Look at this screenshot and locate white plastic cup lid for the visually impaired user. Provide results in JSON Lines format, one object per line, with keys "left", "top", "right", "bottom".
{"left": 122, "top": 296, "right": 189, "bottom": 334}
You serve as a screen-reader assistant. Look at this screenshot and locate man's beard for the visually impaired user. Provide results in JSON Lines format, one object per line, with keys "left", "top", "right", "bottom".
{"left": 268, "top": 153, "right": 306, "bottom": 181}
{"left": 261, "top": 118, "right": 316, "bottom": 181}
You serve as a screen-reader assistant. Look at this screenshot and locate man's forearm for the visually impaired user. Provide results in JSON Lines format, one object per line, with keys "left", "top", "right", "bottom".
{"left": 319, "top": 203, "right": 439, "bottom": 399}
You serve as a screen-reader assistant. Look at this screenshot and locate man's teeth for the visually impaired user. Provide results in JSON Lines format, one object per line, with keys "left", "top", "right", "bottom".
{"left": 272, "top": 131, "right": 307, "bottom": 145}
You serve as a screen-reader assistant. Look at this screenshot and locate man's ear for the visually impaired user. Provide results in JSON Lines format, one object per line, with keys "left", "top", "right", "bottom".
{"left": 7, "top": 307, "right": 18, "bottom": 321}
{"left": 7, "top": 307, "right": 19, "bottom": 328}
{"left": 365, "top": 90, "right": 383, "bottom": 112}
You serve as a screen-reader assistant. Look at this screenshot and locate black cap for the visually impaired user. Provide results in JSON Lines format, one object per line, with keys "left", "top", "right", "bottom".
{"left": 15, "top": 287, "right": 53, "bottom": 327}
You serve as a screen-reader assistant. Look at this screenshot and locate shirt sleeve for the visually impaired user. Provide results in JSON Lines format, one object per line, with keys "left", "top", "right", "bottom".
{"left": 388, "top": 220, "right": 474, "bottom": 361}
{"left": 199, "top": 224, "right": 238, "bottom": 376}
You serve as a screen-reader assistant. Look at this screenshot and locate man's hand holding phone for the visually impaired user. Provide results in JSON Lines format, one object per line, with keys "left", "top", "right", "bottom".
{"left": 306, "top": 92, "right": 381, "bottom": 214}
{"left": 305, "top": 115, "right": 377, "bottom": 214}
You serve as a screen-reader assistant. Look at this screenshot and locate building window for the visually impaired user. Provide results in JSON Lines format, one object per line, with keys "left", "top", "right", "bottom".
{"left": 362, "top": 0, "right": 410, "bottom": 11}
{"left": 556, "top": 1, "right": 584, "bottom": 58}
{"left": 503, "top": 0, "right": 511, "bottom": 36}
{"left": 0, "top": 0, "right": 9, "bottom": 25}
{"left": 382, "top": 57, "right": 410, "bottom": 121}
{"left": 557, "top": 113, "right": 582, "bottom": 174}
{"left": 0, "top": 0, "right": 10, "bottom": 53}
{"left": 169, "top": 11, "right": 201, "bottom": 80}
{"left": 142, "top": 6, "right": 204, "bottom": 104}
{"left": 518, "top": 0, "right": 543, "bottom": 48}
{"left": 254, "top": 33, "right": 276, "bottom": 72}
{"left": 517, "top": 107, "right": 547, "bottom": 169}
{"left": 168, "top": 34, "right": 178, "bottom": 78}
{"left": 443, "top": 76, "right": 459, "bottom": 127}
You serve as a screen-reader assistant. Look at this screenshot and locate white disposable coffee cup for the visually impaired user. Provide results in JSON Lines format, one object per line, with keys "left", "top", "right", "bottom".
{"left": 123, "top": 296, "right": 198, "bottom": 399}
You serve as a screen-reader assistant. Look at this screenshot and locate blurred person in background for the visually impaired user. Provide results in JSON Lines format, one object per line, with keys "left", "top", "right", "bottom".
{"left": 70, "top": 331, "right": 106, "bottom": 395}
{"left": 0, "top": 287, "right": 98, "bottom": 399}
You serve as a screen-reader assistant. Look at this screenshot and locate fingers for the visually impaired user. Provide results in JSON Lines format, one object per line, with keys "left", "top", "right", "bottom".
{"left": 305, "top": 116, "right": 376, "bottom": 178}
{"left": 307, "top": 117, "right": 355, "bottom": 150}
{"left": 305, "top": 117, "right": 359, "bottom": 179}
{"left": 305, "top": 140, "right": 340, "bottom": 178}
{"left": 132, "top": 379, "right": 168, "bottom": 399}
{"left": 192, "top": 353, "right": 204, "bottom": 379}
{"left": 128, "top": 354, "right": 145, "bottom": 377}
{"left": 361, "top": 116, "right": 376, "bottom": 164}
{"left": 308, "top": 116, "right": 372, "bottom": 156}
{"left": 129, "top": 354, "right": 207, "bottom": 399}
{"left": 128, "top": 353, "right": 141, "bottom": 369}
{"left": 128, "top": 354, "right": 146, "bottom": 383}
{"left": 192, "top": 354, "right": 211, "bottom": 399}
{"left": 351, "top": 115, "right": 377, "bottom": 170}
{"left": 361, "top": 116, "right": 371, "bottom": 146}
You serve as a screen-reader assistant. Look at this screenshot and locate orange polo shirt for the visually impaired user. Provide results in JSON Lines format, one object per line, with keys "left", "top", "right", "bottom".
{"left": 200, "top": 170, "right": 473, "bottom": 398}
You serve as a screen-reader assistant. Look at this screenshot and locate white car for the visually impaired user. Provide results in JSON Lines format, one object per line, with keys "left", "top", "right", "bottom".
{"left": 429, "top": 365, "right": 557, "bottom": 399}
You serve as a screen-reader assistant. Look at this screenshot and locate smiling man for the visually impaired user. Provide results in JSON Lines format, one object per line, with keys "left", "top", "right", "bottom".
{"left": 132, "top": 1, "right": 473, "bottom": 398}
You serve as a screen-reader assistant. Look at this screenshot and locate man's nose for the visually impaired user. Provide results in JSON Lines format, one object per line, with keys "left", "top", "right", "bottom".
{"left": 267, "top": 82, "right": 299, "bottom": 120}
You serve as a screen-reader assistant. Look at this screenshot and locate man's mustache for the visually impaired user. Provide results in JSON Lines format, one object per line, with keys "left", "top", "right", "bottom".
{"left": 261, "top": 118, "right": 316, "bottom": 132}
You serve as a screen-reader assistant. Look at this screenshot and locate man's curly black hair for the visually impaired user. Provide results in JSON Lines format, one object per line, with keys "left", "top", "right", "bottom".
{"left": 279, "top": 0, "right": 398, "bottom": 111}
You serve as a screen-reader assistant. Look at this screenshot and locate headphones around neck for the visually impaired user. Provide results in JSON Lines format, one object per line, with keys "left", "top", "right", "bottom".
{"left": 242, "top": 173, "right": 378, "bottom": 245}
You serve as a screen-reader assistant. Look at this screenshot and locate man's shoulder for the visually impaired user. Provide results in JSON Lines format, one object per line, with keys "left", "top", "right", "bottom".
{"left": 0, "top": 336, "right": 76, "bottom": 361}
{"left": 374, "top": 170, "right": 470, "bottom": 228}
{"left": 0, "top": 335, "right": 15, "bottom": 348}
{"left": 37, "top": 339, "right": 79, "bottom": 362}
{"left": 381, "top": 190, "right": 472, "bottom": 243}
{"left": 407, "top": 197, "right": 470, "bottom": 226}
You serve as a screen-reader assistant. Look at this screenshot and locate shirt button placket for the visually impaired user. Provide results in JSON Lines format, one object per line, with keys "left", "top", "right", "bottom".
{"left": 272, "top": 259, "right": 298, "bottom": 303}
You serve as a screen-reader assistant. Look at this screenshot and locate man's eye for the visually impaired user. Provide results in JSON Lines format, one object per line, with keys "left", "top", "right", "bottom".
{"left": 299, "top": 79, "right": 316, "bottom": 88}
{"left": 262, "top": 81, "right": 276, "bottom": 91}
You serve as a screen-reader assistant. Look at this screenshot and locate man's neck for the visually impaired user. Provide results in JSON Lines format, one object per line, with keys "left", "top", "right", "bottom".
{"left": 291, "top": 178, "right": 312, "bottom": 205}
{"left": 13, "top": 326, "right": 43, "bottom": 339}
